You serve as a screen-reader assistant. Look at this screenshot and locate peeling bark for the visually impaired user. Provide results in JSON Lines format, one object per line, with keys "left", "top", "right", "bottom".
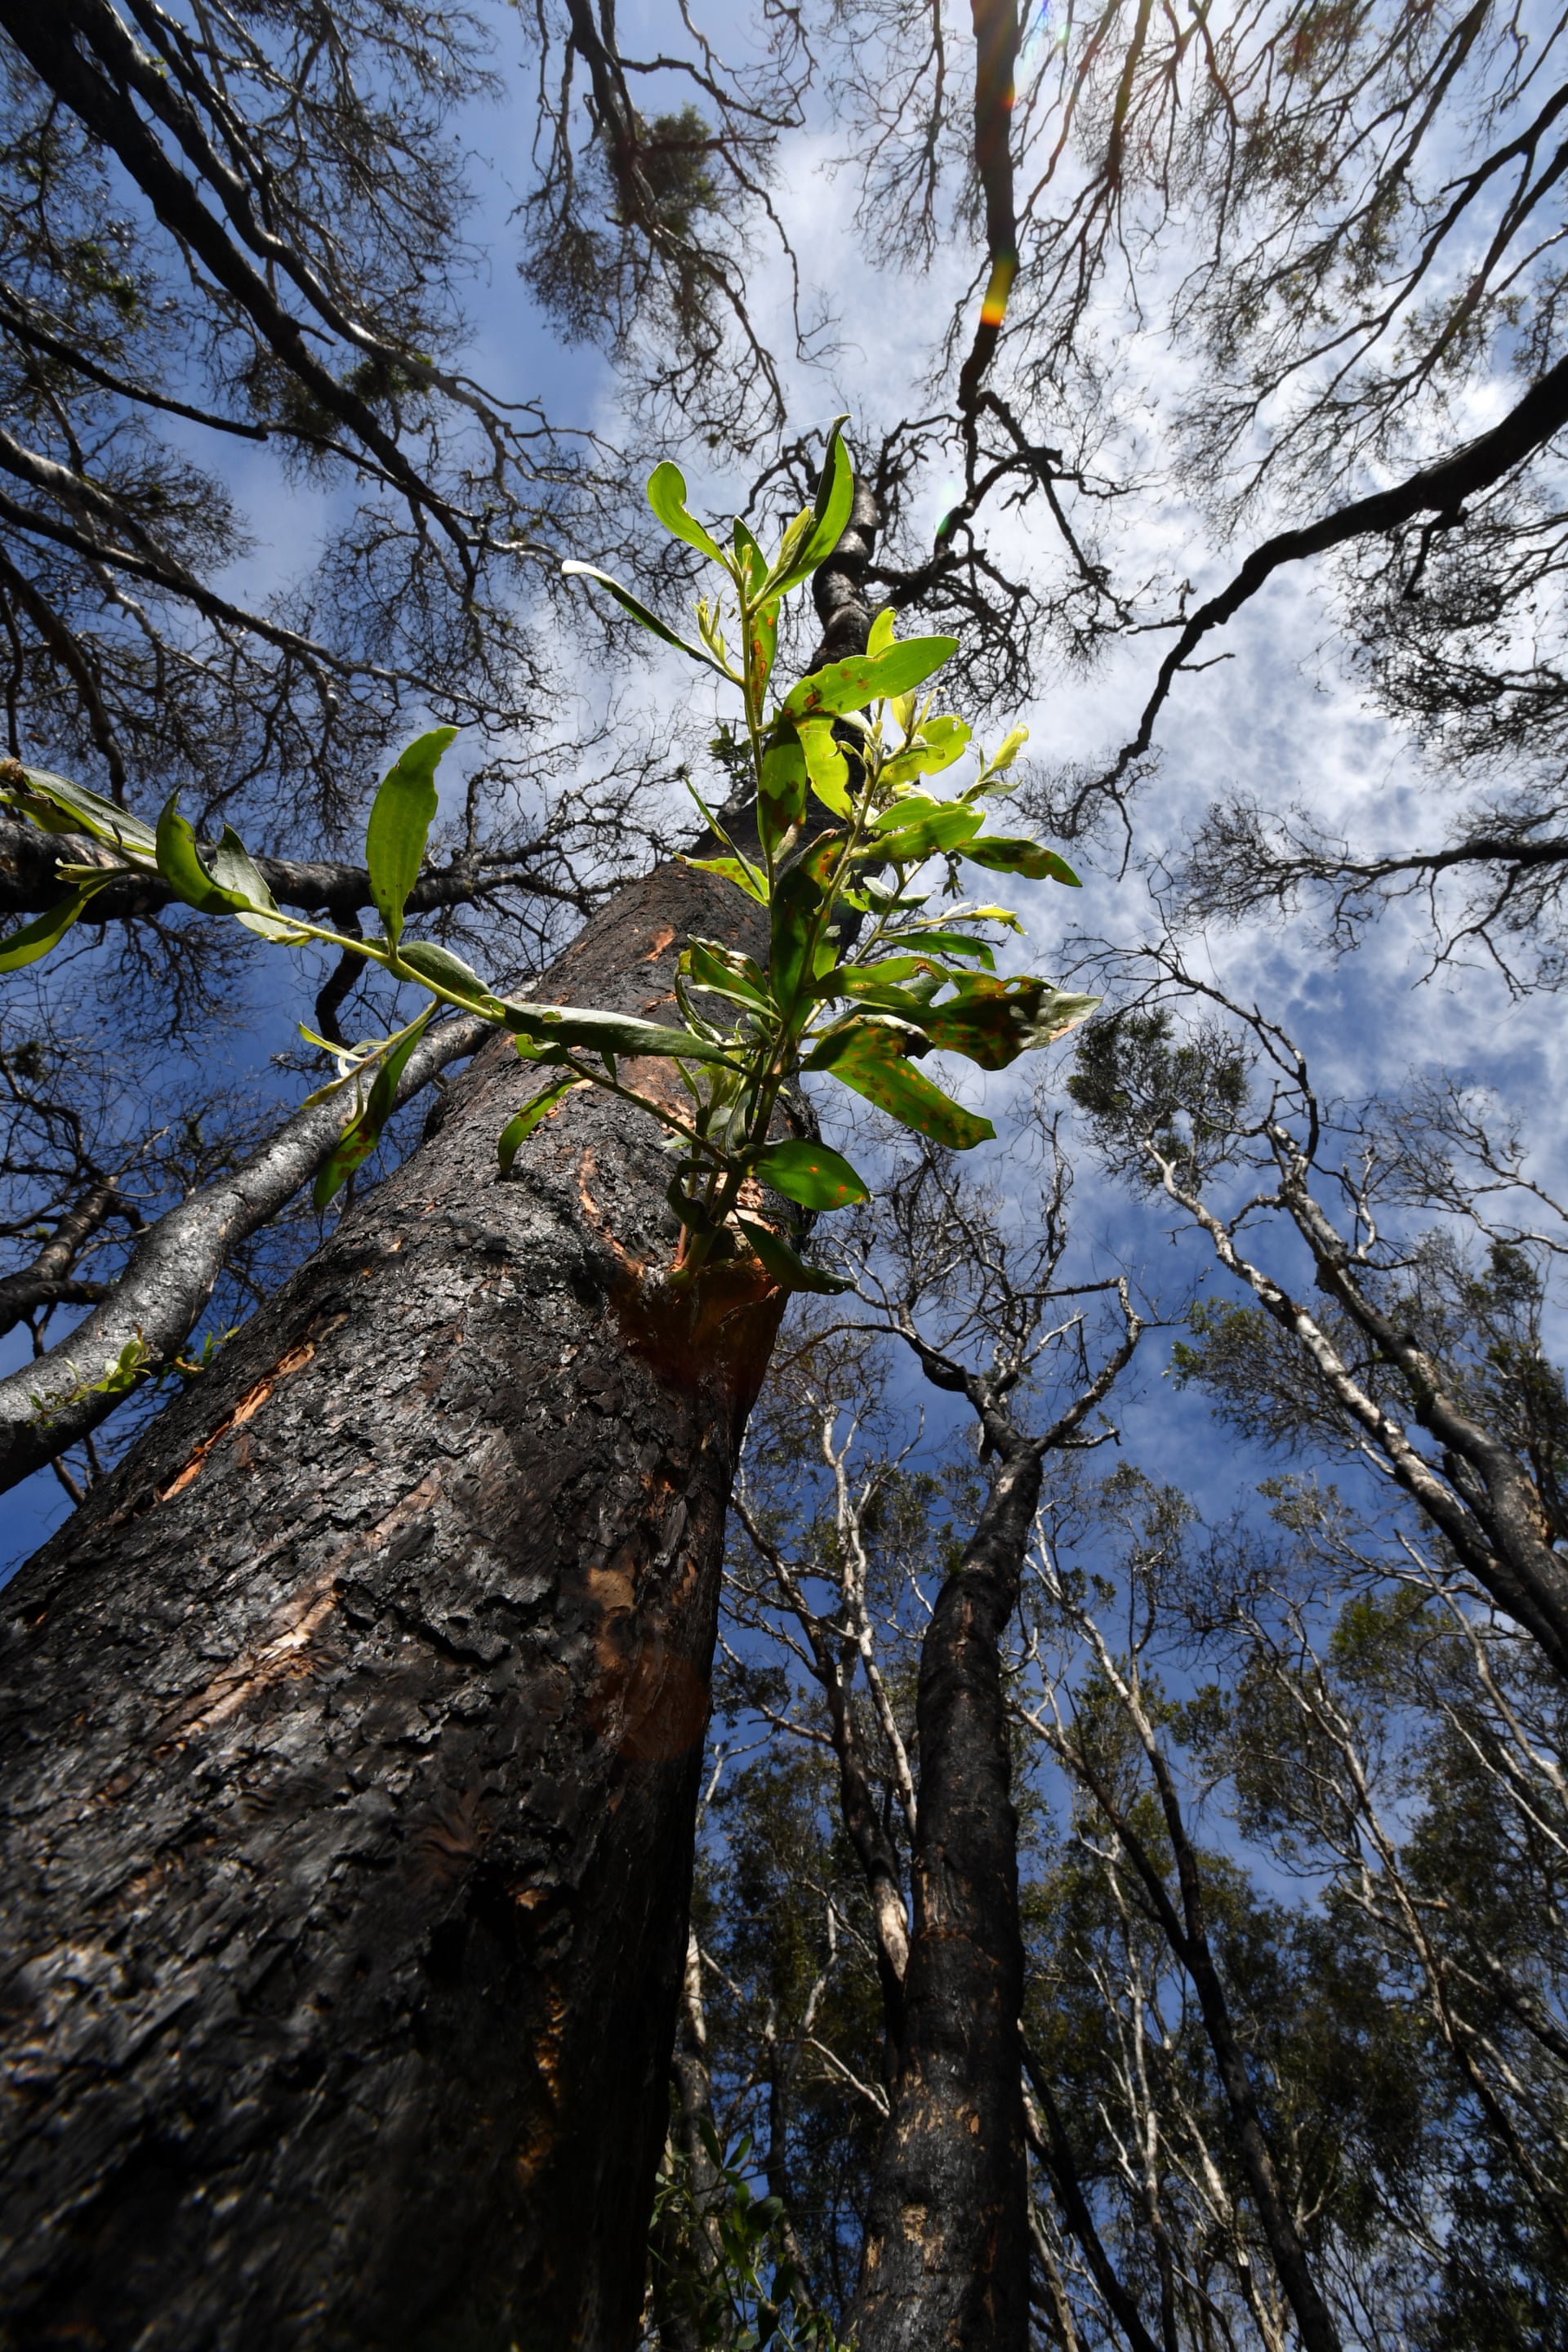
{"left": 0, "top": 859, "right": 788, "bottom": 2350}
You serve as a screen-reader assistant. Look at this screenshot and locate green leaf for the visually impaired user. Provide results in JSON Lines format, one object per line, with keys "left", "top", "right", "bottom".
{"left": 915, "top": 977, "right": 1102, "bottom": 1071}
{"left": 562, "top": 561, "right": 731, "bottom": 677}
{"left": 734, "top": 1214, "right": 855, "bottom": 1294}
{"left": 821, "top": 960, "right": 946, "bottom": 1010}
{"left": 769, "top": 839, "right": 836, "bottom": 1014}
{"left": 647, "top": 461, "right": 727, "bottom": 564}
{"left": 758, "top": 728, "right": 808, "bottom": 856}
{"left": 314, "top": 1011, "right": 433, "bottom": 1209}
{"left": 902, "top": 929, "right": 996, "bottom": 965}
{"left": 156, "top": 795, "right": 250, "bottom": 913}
{"left": 747, "top": 596, "right": 780, "bottom": 706}
{"left": 782, "top": 636, "right": 958, "bottom": 723}
{"left": 207, "top": 825, "right": 309, "bottom": 942}
{"left": 8, "top": 764, "right": 157, "bottom": 853}
{"left": 0, "top": 891, "right": 88, "bottom": 972}
{"left": 963, "top": 835, "right": 1080, "bottom": 884}
{"left": 501, "top": 1000, "right": 741, "bottom": 1065}
{"left": 871, "top": 800, "right": 982, "bottom": 863}
{"left": 498, "top": 1074, "right": 580, "bottom": 1170}
{"left": 398, "top": 938, "right": 495, "bottom": 1004}
{"left": 969, "top": 724, "right": 1030, "bottom": 793}
{"left": 881, "top": 715, "right": 971, "bottom": 790}
{"left": 365, "top": 726, "right": 457, "bottom": 954}
{"left": 798, "top": 716, "right": 852, "bottom": 817}
{"left": 866, "top": 604, "right": 897, "bottom": 657}
{"left": 766, "top": 415, "right": 855, "bottom": 598}
{"left": 686, "top": 938, "right": 770, "bottom": 1011}
{"left": 807, "top": 1019, "right": 995, "bottom": 1149}
{"left": 752, "top": 1138, "right": 869, "bottom": 1209}
{"left": 679, "top": 853, "right": 768, "bottom": 905}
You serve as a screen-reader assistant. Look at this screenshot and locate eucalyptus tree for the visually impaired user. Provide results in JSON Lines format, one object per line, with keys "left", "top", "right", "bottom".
{"left": 0, "top": 415, "right": 1106, "bottom": 2345}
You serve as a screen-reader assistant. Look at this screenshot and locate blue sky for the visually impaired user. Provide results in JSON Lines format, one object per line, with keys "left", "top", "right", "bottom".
{"left": 6, "top": 0, "right": 1566, "bottom": 1577}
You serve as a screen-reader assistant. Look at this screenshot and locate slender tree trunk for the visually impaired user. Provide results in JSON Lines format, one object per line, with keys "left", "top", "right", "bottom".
{"left": 853, "top": 1441, "right": 1040, "bottom": 2352}
{"left": 0, "top": 1012, "right": 491, "bottom": 1488}
{"left": 0, "top": 858, "right": 787, "bottom": 2351}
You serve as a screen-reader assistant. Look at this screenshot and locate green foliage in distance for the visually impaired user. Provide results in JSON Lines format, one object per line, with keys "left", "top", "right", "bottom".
{"left": 649, "top": 2120, "right": 849, "bottom": 2350}
{"left": 0, "top": 425, "right": 1094, "bottom": 1289}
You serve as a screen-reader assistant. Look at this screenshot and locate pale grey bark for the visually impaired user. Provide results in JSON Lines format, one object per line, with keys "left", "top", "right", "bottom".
{"left": 0, "top": 1013, "right": 488, "bottom": 1491}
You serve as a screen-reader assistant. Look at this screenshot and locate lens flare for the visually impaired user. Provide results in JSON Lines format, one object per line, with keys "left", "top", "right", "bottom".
{"left": 979, "top": 252, "right": 1018, "bottom": 330}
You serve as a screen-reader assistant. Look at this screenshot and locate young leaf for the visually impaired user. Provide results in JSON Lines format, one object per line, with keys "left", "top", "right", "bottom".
{"left": 871, "top": 801, "right": 982, "bottom": 863}
{"left": 881, "top": 715, "right": 972, "bottom": 790}
{"left": 646, "top": 462, "right": 726, "bottom": 564}
{"left": 797, "top": 716, "right": 852, "bottom": 817}
{"left": 207, "top": 826, "right": 309, "bottom": 942}
{"left": 0, "top": 891, "right": 88, "bottom": 973}
{"left": 365, "top": 726, "right": 458, "bottom": 955}
{"left": 963, "top": 835, "right": 1080, "bottom": 884}
{"left": 314, "top": 1011, "right": 434, "bottom": 1209}
{"left": 758, "top": 729, "right": 808, "bottom": 856}
{"left": 807, "top": 1019, "right": 995, "bottom": 1149}
{"left": 752, "top": 1138, "right": 869, "bottom": 1209}
{"left": 766, "top": 415, "right": 855, "bottom": 598}
{"left": 679, "top": 853, "right": 768, "bottom": 905}
{"left": 970, "top": 725, "right": 1030, "bottom": 792}
{"left": 915, "top": 977, "right": 1102, "bottom": 1070}
{"left": 734, "top": 1214, "right": 856, "bottom": 1294}
{"left": 768, "top": 840, "right": 836, "bottom": 1014}
{"left": 782, "top": 636, "right": 959, "bottom": 723}
{"left": 501, "top": 1000, "right": 742, "bottom": 1064}
{"left": 156, "top": 797, "right": 252, "bottom": 914}
{"left": 866, "top": 604, "right": 897, "bottom": 657}
{"left": 563, "top": 561, "right": 732, "bottom": 677}
{"left": 398, "top": 939, "right": 495, "bottom": 1004}
{"left": 497, "top": 1074, "right": 581, "bottom": 1169}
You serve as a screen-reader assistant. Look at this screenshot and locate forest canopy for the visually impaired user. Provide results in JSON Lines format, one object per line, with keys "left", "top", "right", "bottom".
{"left": 2, "top": 0, "right": 1568, "bottom": 2345}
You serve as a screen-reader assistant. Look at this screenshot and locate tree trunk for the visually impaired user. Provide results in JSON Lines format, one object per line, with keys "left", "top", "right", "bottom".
{"left": 853, "top": 1441, "right": 1040, "bottom": 2352}
{"left": 0, "top": 857, "right": 787, "bottom": 2351}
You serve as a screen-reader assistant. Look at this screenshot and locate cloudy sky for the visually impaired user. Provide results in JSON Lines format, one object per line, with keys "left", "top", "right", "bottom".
{"left": 5, "top": 0, "right": 1562, "bottom": 1570}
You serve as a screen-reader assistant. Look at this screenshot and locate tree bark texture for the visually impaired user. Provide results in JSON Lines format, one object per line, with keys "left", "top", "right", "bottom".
{"left": 853, "top": 1442, "right": 1040, "bottom": 2352}
{"left": 0, "top": 1013, "right": 491, "bottom": 1492}
{"left": 0, "top": 858, "right": 788, "bottom": 2351}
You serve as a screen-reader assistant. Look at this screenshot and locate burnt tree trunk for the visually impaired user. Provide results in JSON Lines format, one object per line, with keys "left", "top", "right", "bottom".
{"left": 0, "top": 858, "right": 786, "bottom": 2352}
{"left": 853, "top": 1440, "right": 1040, "bottom": 2352}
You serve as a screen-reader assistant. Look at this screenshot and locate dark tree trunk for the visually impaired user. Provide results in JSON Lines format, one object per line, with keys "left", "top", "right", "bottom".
{"left": 0, "top": 858, "right": 787, "bottom": 2351}
{"left": 853, "top": 1442, "right": 1040, "bottom": 2352}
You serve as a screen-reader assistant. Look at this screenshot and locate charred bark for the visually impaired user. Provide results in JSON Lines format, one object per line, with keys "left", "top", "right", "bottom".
{"left": 0, "top": 470, "right": 885, "bottom": 2349}
{"left": 0, "top": 858, "right": 789, "bottom": 2351}
{"left": 853, "top": 1439, "right": 1040, "bottom": 2352}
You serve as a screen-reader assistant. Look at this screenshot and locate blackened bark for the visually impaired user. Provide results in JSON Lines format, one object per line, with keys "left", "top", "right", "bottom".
{"left": 853, "top": 1442, "right": 1040, "bottom": 2352}
{"left": 0, "top": 858, "right": 789, "bottom": 2351}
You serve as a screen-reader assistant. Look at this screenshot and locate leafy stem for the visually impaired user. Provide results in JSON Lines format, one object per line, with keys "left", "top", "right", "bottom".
{"left": 0, "top": 425, "right": 1100, "bottom": 1290}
